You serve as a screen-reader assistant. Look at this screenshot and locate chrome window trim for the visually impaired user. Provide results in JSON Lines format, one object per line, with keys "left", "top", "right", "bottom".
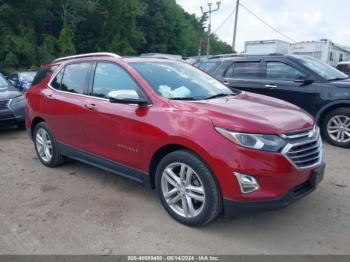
{"left": 47, "top": 63, "right": 152, "bottom": 106}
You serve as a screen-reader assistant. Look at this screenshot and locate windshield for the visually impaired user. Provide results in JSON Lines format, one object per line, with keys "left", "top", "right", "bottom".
{"left": 295, "top": 56, "right": 348, "bottom": 81}
{"left": 0, "top": 75, "right": 9, "bottom": 89}
{"left": 20, "top": 72, "right": 37, "bottom": 82}
{"left": 131, "top": 61, "right": 235, "bottom": 100}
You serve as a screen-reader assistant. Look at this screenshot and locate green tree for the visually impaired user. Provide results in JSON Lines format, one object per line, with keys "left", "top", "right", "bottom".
{"left": 58, "top": 26, "right": 76, "bottom": 56}
{"left": 0, "top": 0, "right": 231, "bottom": 72}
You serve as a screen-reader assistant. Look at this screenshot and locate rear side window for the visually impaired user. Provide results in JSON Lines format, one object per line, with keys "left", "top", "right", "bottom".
{"left": 266, "top": 62, "right": 305, "bottom": 80}
{"left": 51, "top": 69, "right": 64, "bottom": 90}
{"left": 60, "top": 63, "right": 91, "bottom": 94}
{"left": 32, "top": 68, "right": 52, "bottom": 86}
{"left": 199, "top": 61, "right": 220, "bottom": 73}
{"left": 225, "top": 62, "right": 261, "bottom": 79}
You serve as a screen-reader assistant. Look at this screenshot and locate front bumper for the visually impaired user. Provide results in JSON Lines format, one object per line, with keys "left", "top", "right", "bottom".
{"left": 0, "top": 109, "right": 24, "bottom": 127}
{"left": 0, "top": 99, "right": 25, "bottom": 127}
{"left": 223, "top": 163, "right": 325, "bottom": 217}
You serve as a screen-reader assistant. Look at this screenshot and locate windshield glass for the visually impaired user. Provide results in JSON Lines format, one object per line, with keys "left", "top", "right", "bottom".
{"left": 131, "top": 61, "right": 235, "bottom": 100}
{"left": 20, "top": 72, "right": 37, "bottom": 82}
{"left": 295, "top": 56, "right": 348, "bottom": 81}
{"left": 0, "top": 75, "right": 9, "bottom": 89}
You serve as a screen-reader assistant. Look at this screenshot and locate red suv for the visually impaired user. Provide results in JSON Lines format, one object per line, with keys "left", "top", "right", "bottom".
{"left": 25, "top": 52, "right": 325, "bottom": 226}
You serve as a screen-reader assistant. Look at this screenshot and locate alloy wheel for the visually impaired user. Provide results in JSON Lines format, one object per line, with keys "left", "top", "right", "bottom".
{"left": 327, "top": 115, "right": 350, "bottom": 143}
{"left": 35, "top": 127, "right": 53, "bottom": 162}
{"left": 161, "top": 162, "right": 205, "bottom": 218}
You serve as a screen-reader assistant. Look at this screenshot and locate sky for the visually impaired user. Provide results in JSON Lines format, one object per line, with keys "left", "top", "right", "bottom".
{"left": 175, "top": 0, "right": 350, "bottom": 52}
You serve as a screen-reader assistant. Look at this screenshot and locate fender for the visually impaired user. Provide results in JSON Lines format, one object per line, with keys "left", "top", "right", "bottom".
{"left": 316, "top": 100, "right": 350, "bottom": 122}
{"left": 143, "top": 135, "right": 215, "bottom": 173}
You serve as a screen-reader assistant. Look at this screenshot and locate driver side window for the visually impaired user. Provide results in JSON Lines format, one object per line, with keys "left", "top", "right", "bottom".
{"left": 266, "top": 62, "right": 305, "bottom": 81}
{"left": 91, "top": 62, "right": 140, "bottom": 99}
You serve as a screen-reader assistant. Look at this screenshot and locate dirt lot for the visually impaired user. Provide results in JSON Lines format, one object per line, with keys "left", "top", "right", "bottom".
{"left": 0, "top": 128, "right": 349, "bottom": 255}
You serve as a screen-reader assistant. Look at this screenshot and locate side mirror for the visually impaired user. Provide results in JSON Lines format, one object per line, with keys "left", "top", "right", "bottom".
{"left": 294, "top": 76, "right": 314, "bottom": 85}
{"left": 108, "top": 90, "right": 149, "bottom": 106}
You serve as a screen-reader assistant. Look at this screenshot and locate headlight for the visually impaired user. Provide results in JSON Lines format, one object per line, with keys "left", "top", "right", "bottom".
{"left": 11, "top": 95, "right": 24, "bottom": 105}
{"left": 215, "top": 127, "right": 286, "bottom": 152}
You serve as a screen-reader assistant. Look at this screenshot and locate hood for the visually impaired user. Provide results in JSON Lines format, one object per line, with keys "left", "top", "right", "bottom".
{"left": 173, "top": 92, "right": 314, "bottom": 134}
{"left": 0, "top": 86, "right": 22, "bottom": 100}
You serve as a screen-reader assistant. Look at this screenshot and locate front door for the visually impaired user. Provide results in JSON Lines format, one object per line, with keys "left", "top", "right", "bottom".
{"left": 262, "top": 61, "right": 321, "bottom": 115}
{"left": 83, "top": 62, "right": 149, "bottom": 170}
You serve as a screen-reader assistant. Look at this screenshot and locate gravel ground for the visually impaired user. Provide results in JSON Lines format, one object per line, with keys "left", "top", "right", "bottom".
{"left": 0, "top": 128, "right": 349, "bottom": 255}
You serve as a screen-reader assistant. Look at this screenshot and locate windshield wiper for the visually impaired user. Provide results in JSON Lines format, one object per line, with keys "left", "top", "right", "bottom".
{"left": 328, "top": 77, "right": 349, "bottom": 81}
{"left": 204, "top": 93, "right": 234, "bottom": 100}
{"left": 170, "top": 97, "right": 198, "bottom": 101}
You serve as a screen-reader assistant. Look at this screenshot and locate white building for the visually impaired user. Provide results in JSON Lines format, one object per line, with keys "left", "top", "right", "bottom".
{"left": 289, "top": 39, "right": 350, "bottom": 66}
{"left": 244, "top": 40, "right": 290, "bottom": 55}
{"left": 244, "top": 39, "right": 350, "bottom": 66}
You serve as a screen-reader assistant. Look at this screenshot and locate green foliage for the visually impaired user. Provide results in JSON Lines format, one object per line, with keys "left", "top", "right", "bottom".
{"left": 0, "top": 0, "right": 231, "bottom": 71}
{"left": 58, "top": 26, "right": 76, "bottom": 56}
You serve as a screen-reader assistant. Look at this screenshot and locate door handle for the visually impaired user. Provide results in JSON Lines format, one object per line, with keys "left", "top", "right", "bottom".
{"left": 223, "top": 81, "right": 230, "bottom": 85}
{"left": 265, "top": 84, "right": 277, "bottom": 89}
{"left": 85, "top": 103, "right": 97, "bottom": 110}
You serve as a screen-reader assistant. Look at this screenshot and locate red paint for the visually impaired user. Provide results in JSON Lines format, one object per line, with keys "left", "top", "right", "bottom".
{"left": 25, "top": 56, "right": 323, "bottom": 202}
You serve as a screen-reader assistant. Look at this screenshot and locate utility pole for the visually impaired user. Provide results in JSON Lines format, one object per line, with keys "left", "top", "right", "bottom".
{"left": 232, "top": 0, "right": 240, "bottom": 53}
{"left": 201, "top": 2, "right": 221, "bottom": 56}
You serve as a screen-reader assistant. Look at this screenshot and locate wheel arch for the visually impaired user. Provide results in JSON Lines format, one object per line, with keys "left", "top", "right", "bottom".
{"left": 30, "top": 116, "right": 46, "bottom": 140}
{"left": 316, "top": 101, "right": 350, "bottom": 125}
{"left": 148, "top": 142, "right": 219, "bottom": 193}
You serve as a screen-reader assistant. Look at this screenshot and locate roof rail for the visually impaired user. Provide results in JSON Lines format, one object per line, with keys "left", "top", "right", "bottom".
{"left": 53, "top": 52, "right": 121, "bottom": 63}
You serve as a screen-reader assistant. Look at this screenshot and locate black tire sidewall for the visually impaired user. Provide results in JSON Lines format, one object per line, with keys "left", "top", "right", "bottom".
{"left": 33, "top": 122, "right": 62, "bottom": 167}
{"left": 322, "top": 108, "right": 350, "bottom": 148}
{"left": 155, "top": 150, "right": 222, "bottom": 226}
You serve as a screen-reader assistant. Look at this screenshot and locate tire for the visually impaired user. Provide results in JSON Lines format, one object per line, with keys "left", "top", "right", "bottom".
{"left": 155, "top": 150, "right": 222, "bottom": 226}
{"left": 321, "top": 107, "right": 350, "bottom": 148}
{"left": 17, "top": 122, "right": 26, "bottom": 130}
{"left": 33, "top": 122, "right": 65, "bottom": 167}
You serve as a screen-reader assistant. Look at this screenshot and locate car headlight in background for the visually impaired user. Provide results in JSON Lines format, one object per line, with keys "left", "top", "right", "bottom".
{"left": 10, "top": 95, "right": 25, "bottom": 105}
{"left": 215, "top": 127, "right": 286, "bottom": 152}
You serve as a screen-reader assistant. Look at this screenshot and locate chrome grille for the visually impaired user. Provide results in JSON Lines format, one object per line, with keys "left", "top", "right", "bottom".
{"left": 282, "top": 127, "right": 323, "bottom": 169}
{"left": 0, "top": 99, "right": 9, "bottom": 110}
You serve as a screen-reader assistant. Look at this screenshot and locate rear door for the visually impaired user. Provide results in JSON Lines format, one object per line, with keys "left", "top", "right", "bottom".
{"left": 41, "top": 62, "right": 93, "bottom": 150}
{"left": 261, "top": 60, "right": 321, "bottom": 114}
{"left": 222, "top": 60, "right": 264, "bottom": 94}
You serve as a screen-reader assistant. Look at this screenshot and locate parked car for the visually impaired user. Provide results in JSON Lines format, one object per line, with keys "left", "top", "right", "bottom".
{"left": 0, "top": 74, "right": 26, "bottom": 129}
{"left": 336, "top": 61, "right": 350, "bottom": 76}
{"left": 25, "top": 52, "right": 324, "bottom": 226}
{"left": 8, "top": 71, "right": 37, "bottom": 92}
{"left": 195, "top": 54, "right": 350, "bottom": 148}
{"left": 0, "top": 72, "right": 8, "bottom": 79}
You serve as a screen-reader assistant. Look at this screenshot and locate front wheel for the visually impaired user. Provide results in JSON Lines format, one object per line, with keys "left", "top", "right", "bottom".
{"left": 322, "top": 108, "right": 350, "bottom": 148}
{"left": 156, "top": 150, "right": 222, "bottom": 226}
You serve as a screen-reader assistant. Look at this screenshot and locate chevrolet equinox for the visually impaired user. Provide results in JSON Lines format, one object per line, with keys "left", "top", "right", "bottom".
{"left": 25, "top": 53, "right": 325, "bottom": 226}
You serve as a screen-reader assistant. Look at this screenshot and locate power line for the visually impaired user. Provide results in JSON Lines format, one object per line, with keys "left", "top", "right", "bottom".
{"left": 213, "top": 6, "right": 236, "bottom": 34}
{"left": 240, "top": 3, "right": 297, "bottom": 43}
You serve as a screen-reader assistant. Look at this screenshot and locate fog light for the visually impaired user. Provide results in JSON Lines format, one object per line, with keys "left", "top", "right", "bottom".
{"left": 234, "top": 173, "right": 260, "bottom": 194}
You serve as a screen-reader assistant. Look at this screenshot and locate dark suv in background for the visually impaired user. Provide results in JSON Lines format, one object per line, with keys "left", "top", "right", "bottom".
{"left": 195, "top": 54, "right": 350, "bottom": 148}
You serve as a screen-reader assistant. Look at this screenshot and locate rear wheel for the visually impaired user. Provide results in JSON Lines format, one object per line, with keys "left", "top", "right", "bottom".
{"left": 156, "top": 150, "right": 222, "bottom": 226}
{"left": 33, "top": 122, "right": 65, "bottom": 167}
{"left": 322, "top": 107, "right": 350, "bottom": 148}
